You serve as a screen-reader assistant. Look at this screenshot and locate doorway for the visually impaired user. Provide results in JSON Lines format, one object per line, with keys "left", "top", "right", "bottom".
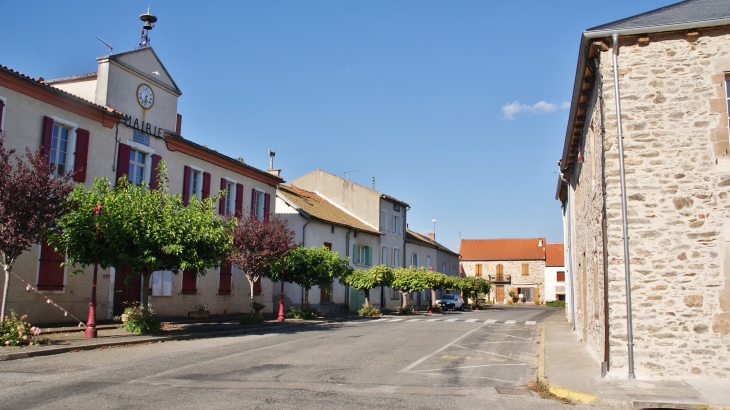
{"left": 113, "top": 267, "right": 142, "bottom": 316}
{"left": 495, "top": 285, "right": 505, "bottom": 304}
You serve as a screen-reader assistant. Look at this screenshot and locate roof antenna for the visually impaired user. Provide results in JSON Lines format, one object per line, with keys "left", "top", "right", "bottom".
{"left": 93, "top": 36, "right": 113, "bottom": 54}
{"left": 343, "top": 169, "right": 359, "bottom": 180}
{"left": 138, "top": 6, "right": 157, "bottom": 49}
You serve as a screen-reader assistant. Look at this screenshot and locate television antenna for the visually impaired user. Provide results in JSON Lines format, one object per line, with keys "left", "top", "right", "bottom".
{"left": 343, "top": 169, "right": 359, "bottom": 180}
{"left": 93, "top": 36, "right": 113, "bottom": 54}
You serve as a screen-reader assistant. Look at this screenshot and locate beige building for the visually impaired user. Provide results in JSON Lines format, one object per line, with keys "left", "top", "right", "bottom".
{"left": 0, "top": 45, "right": 281, "bottom": 323}
{"left": 459, "top": 238, "right": 547, "bottom": 305}
{"left": 556, "top": 0, "right": 730, "bottom": 380}
{"left": 405, "top": 229, "right": 460, "bottom": 307}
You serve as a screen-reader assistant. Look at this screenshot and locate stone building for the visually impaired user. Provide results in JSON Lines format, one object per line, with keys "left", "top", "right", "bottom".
{"left": 556, "top": 0, "right": 730, "bottom": 380}
{"left": 459, "top": 238, "right": 547, "bottom": 304}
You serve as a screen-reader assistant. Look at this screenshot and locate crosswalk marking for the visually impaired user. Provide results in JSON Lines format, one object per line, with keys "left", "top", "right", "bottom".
{"left": 486, "top": 319, "right": 498, "bottom": 323}
{"left": 405, "top": 319, "right": 422, "bottom": 322}
{"left": 504, "top": 320, "right": 516, "bottom": 324}
{"left": 371, "top": 318, "right": 389, "bottom": 322}
{"left": 389, "top": 318, "right": 404, "bottom": 322}
{"left": 525, "top": 321, "right": 536, "bottom": 325}
{"left": 426, "top": 318, "right": 440, "bottom": 322}
{"left": 464, "top": 319, "right": 479, "bottom": 322}
{"left": 444, "top": 319, "right": 459, "bottom": 322}
{"left": 364, "top": 317, "right": 539, "bottom": 325}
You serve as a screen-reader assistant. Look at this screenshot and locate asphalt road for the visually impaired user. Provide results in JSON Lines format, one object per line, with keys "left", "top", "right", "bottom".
{"left": 0, "top": 307, "right": 593, "bottom": 409}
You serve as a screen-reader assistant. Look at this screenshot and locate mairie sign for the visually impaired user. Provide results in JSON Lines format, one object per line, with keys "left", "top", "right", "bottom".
{"left": 121, "top": 115, "right": 165, "bottom": 138}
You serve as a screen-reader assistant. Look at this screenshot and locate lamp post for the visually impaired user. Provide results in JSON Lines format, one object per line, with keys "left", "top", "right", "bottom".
{"left": 277, "top": 254, "right": 286, "bottom": 322}
{"left": 432, "top": 219, "right": 436, "bottom": 240}
{"left": 84, "top": 203, "right": 102, "bottom": 339}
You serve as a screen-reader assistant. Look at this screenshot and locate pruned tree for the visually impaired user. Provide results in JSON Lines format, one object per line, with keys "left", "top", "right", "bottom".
{"left": 230, "top": 215, "right": 294, "bottom": 315}
{"left": 391, "top": 266, "right": 430, "bottom": 308}
{"left": 422, "top": 271, "right": 451, "bottom": 309}
{"left": 271, "top": 245, "right": 351, "bottom": 307}
{"left": 455, "top": 276, "right": 492, "bottom": 306}
{"left": 342, "top": 265, "right": 393, "bottom": 308}
{"left": 0, "top": 135, "right": 74, "bottom": 321}
{"left": 50, "top": 162, "right": 235, "bottom": 318}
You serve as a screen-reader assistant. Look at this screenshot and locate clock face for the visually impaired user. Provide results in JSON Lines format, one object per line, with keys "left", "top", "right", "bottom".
{"left": 137, "top": 84, "right": 154, "bottom": 109}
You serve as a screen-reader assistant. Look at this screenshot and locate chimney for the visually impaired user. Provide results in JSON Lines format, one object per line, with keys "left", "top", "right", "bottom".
{"left": 267, "top": 150, "right": 281, "bottom": 178}
{"left": 538, "top": 238, "right": 543, "bottom": 247}
{"left": 372, "top": 177, "right": 375, "bottom": 189}
{"left": 428, "top": 232, "right": 435, "bottom": 241}
{"left": 175, "top": 113, "right": 182, "bottom": 135}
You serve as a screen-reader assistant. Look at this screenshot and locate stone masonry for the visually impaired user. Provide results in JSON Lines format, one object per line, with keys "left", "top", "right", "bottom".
{"left": 461, "top": 260, "right": 545, "bottom": 304}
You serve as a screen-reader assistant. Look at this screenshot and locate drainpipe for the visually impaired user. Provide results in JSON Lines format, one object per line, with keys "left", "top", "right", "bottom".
{"left": 345, "top": 228, "right": 353, "bottom": 307}
{"left": 560, "top": 171, "right": 577, "bottom": 330}
{"left": 300, "top": 213, "right": 311, "bottom": 307}
{"left": 611, "top": 33, "right": 635, "bottom": 380}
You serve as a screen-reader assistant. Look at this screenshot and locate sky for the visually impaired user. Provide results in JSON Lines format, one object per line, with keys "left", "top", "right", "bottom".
{"left": 0, "top": 0, "right": 674, "bottom": 252}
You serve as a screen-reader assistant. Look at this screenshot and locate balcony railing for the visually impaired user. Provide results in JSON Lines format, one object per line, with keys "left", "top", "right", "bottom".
{"left": 487, "top": 274, "right": 511, "bottom": 283}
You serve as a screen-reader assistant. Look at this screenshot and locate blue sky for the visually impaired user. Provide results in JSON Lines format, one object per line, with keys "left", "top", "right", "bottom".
{"left": 1, "top": 0, "right": 673, "bottom": 252}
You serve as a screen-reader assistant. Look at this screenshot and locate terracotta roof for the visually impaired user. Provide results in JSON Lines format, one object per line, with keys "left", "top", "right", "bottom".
{"left": 406, "top": 229, "right": 459, "bottom": 256}
{"left": 459, "top": 238, "right": 546, "bottom": 261}
{"left": 277, "top": 185, "right": 381, "bottom": 235}
{"left": 546, "top": 243, "right": 564, "bottom": 267}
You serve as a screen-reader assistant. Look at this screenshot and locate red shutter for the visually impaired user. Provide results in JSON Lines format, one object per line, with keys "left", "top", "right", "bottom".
{"left": 181, "top": 269, "right": 197, "bottom": 294}
{"left": 38, "top": 240, "right": 65, "bottom": 291}
{"left": 182, "top": 166, "right": 191, "bottom": 206}
{"left": 235, "top": 183, "right": 244, "bottom": 217}
{"left": 324, "top": 242, "right": 332, "bottom": 250}
{"left": 73, "top": 128, "right": 90, "bottom": 182}
{"left": 218, "top": 178, "right": 227, "bottom": 215}
{"left": 253, "top": 277, "right": 262, "bottom": 295}
{"left": 41, "top": 116, "right": 54, "bottom": 168}
{"left": 149, "top": 154, "right": 162, "bottom": 189}
{"left": 251, "top": 189, "right": 257, "bottom": 218}
{"left": 219, "top": 259, "right": 232, "bottom": 295}
{"left": 264, "top": 193, "right": 271, "bottom": 222}
{"left": 557, "top": 271, "right": 565, "bottom": 282}
{"left": 116, "top": 143, "right": 131, "bottom": 184}
{"left": 202, "top": 172, "right": 211, "bottom": 199}
{"left": 0, "top": 99, "right": 5, "bottom": 132}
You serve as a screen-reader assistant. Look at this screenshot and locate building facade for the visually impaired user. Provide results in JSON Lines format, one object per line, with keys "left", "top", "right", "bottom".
{"left": 544, "top": 243, "right": 566, "bottom": 303}
{"left": 405, "top": 229, "right": 460, "bottom": 307}
{"left": 556, "top": 0, "right": 730, "bottom": 380}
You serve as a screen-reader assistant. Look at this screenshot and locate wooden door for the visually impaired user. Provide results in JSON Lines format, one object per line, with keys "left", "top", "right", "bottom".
{"left": 496, "top": 285, "right": 505, "bottom": 304}
{"left": 113, "top": 267, "right": 142, "bottom": 316}
{"left": 320, "top": 281, "right": 331, "bottom": 303}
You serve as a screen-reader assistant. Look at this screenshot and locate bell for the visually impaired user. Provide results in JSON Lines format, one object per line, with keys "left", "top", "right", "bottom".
{"left": 142, "top": 21, "right": 153, "bottom": 30}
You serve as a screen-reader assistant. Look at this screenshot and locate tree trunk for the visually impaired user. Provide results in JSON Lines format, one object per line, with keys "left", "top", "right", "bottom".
{"left": 1, "top": 263, "right": 10, "bottom": 322}
{"left": 430, "top": 288, "right": 436, "bottom": 308}
{"left": 247, "top": 275, "right": 255, "bottom": 316}
{"left": 304, "top": 287, "right": 310, "bottom": 307}
{"left": 141, "top": 270, "right": 152, "bottom": 319}
{"left": 363, "top": 288, "right": 371, "bottom": 308}
{"left": 401, "top": 291, "right": 408, "bottom": 308}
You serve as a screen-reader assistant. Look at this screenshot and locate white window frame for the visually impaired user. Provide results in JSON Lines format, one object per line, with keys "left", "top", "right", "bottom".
{"left": 253, "top": 188, "right": 265, "bottom": 221}
{"left": 355, "top": 245, "right": 369, "bottom": 266}
{"left": 35, "top": 240, "right": 67, "bottom": 294}
{"left": 188, "top": 165, "right": 204, "bottom": 202}
{"left": 380, "top": 210, "right": 388, "bottom": 231}
{"left": 125, "top": 139, "right": 155, "bottom": 184}
{"left": 426, "top": 255, "right": 431, "bottom": 269}
{"left": 381, "top": 246, "right": 388, "bottom": 266}
{"left": 442, "top": 264, "right": 446, "bottom": 274}
{"left": 223, "top": 178, "right": 237, "bottom": 216}
{"left": 393, "top": 215, "right": 401, "bottom": 235}
{"left": 151, "top": 270, "right": 174, "bottom": 296}
{"left": 411, "top": 253, "right": 419, "bottom": 267}
{"left": 0, "top": 96, "right": 7, "bottom": 132}
{"left": 50, "top": 116, "right": 78, "bottom": 177}
{"left": 393, "top": 248, "right": 400, "bottom": 268}
{"left": 391, "top": 287, "right": 399, "bottom": 299}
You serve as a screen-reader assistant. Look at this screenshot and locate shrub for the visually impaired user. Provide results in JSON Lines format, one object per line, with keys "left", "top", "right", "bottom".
{"left": 398, "top": 306, "right": 414, "bottom": 315}
{"left": 1, "top": 311, "right": 41, "bottom": 346}
{"left": 119, "top": 303, "right": 162, "bottom": 334}
{"left": 546, "top": 300, "right": 566, "bottom": 307}
{"left": 357, "top": 306, "right": 380, "bottom": 317}
{"left": 239, "top": 315, "right": 265, "bottom": 325}
{"left": 507, "top": 299, "right": 514, "bottom": 305}
{"left": 429, "top": 305, "right": 442, "bottom": 313}
{"left": 285, "top": 306, "right": 319, "bottom": 320}
{"left": 192, "top": 303, "right": 209, "bottom": 313}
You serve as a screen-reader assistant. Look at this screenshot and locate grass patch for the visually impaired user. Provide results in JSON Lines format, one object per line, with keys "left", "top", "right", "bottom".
{"left": 239, "top": 315, "right": 265, "bottom": 325}
{"left": 546, "top": 300, "right": 566, "bottom": 307}
{"left": 527, "top": 380, "right": 572, "bottom": 404}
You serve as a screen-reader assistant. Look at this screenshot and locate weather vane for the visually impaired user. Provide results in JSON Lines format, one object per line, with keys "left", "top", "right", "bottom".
{"left": 137, "top": 6, "right": 158, "bottom": 49}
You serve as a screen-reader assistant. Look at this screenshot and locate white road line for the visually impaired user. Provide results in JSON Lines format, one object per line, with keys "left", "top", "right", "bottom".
{"left": 388, "top": 318, "right": 404, "bottom": 322}
{"left": 370, "top": 318, "right": 388, "bottom": 322}
{"left": 444, "top": 319, "right": 459, "bottom": 322}
{"left": 426, "top": 319, "right": 440, "bottom": 322}
{"left": 400, "top": 322, "right": 489, "bottom": 373}
{"left": 410, "top": 363, "right": 529, "bottom": 373}
{"left": 464, "top": 319, "right": 479, "bottom": 323}
{"left": 405, "top": 319, "right": 422, "bottom": 322}
{"left": 525, "top": 321, "right": 536, "bottom": 325}
{"left": 485, "top": 319, "right": 497, "bottom": 323}
{"left": 504, "top": 320, "right": 516, "bottom": 324}
{"left": 452, "top": 345, "right": 530, "bottom": 363}
{"left": 487, "top": 332, "right": 531, "bottom": 340}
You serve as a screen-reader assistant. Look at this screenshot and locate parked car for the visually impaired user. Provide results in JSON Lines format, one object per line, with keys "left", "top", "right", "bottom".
{"left": 436, "top": 294, "right": 464, "bottom": 311}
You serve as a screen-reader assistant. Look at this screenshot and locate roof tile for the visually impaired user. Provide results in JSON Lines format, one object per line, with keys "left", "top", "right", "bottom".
{"left": 459, "top": 238, "right": 546, "bottom": 261}
{"left": 546, "top": 243, "right": 564, "bottom": 267}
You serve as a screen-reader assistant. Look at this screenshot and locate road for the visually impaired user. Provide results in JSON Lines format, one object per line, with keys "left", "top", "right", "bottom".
{"left": 0, "top": 307, "right": 593, "bottom": 409}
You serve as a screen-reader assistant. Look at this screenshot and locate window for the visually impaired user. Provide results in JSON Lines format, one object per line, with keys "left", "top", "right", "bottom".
{"left": 381, "top": 246, "right": 388, "bottom": 266}
{"left": 151, "top": 271, "right": 173, "bottom": 296}
{"left": 452, "top": 267, "right": 456, "bottom": 276}
{"left": 475, "top": 264, "right": 483, "bottom": 277}
{"left": 38, "top": 239, "right": 65, "bottom": 291}
{"left": 441, "top": 264, "right": 446, "bottom": 274}
{"left": 354, "top": 245, "right": 372, "bottom": 265}
{"left": 424, "top": 290, "right": 430, "bottom": 300}
{"left": 331, "top": 225, "right": 335, "bottom": 233}
{"left": 49, "top": 122, "right": 75, "bottom": 176}
{"left": 252, "top": 189, "right": 265, "bottom": 220}
{"left": 496, "top": 264, "right": 504, "bottom": 281}
{"left": 253, "top": 277, "right": 262, "bottom": 295}
{"left": 189, "top": 169, "right": 202, "bottom": 201}
{"left": 224, "top": 181, "right": 236, "bottom": 215}
{"left": 411, "top": 253, "right": 419, "bottom": 267}
{"left": 393, "top": 215, "right": 401, "bottom": 235}
{"left": 380, "top": 210, "right": 388, "bottom": 231}
{"left": 324, "top": 242, "right": 332, "bottom": 250}
{"left": 219, "top": 260, "right": 232, "bottom": 295}
{"left": 393, "top": 248, "right": 400, "bottom": 267}
{"left": 522, "top": 263, "right": 529, "bottom": 276}
{"left": 557, "top": 271, "right": 565, "bottom": 282}
{"left": 0, "top": 96, "right": 6, "bottom": 132}
{"left": 320, "top": 280, "right": 332, "bottom": 303}
{"left": 128, "top": 149, "right": 147, "bottom": 186}
{"left": 393, "top": 203, "right": 401, "bottom": 212}
{"left": 181, "top": 269, "right": 197, "bottom": 294}
{"left": 426, "top": 256, "right": 431, "bottom": 269}
{"left": 391, "top": 288, "right": 399, "bottom": 299}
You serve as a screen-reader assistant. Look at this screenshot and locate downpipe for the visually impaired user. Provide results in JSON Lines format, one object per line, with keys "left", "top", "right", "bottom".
{"left": 560, "top": 171, "right": 577, "bottom": 331}
{"left": 611, "top": 33, "right": 636, "bottom": 380}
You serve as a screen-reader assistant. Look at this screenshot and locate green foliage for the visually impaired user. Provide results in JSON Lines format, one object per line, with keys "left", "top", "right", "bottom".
{"left": 398, "top": 306, "right": 414, "bottom": 315}
{"left": 391, "top": 266, "right": 431, "bottom": 307}
{"left": 239, "top": 315, "right": 265, "bottom": 325}
{"left": 429, "top": 304, "right": 443, "bottom": 313}
{"left": 120, "top": 303, "right": 161, "bottom": 334}
{"left": 546, "top": 300, "right": 566, "bottom": 307}
{"left": 454, "top": 276, "right": 492, "bottom": 304}
{"left": 285, "top": 305, "right": 319, "bottom": 320}
{"left": 272, "top": 246, "right": 352, "bottom": 306}
{"left": 50, "top": 162, "right": 235, "bottom": 317}
{"left": 342, "top": 265, "right": 393, "bottom": 307}
{"left": 357, "top": 305, "right": 381, "bottom": 317}
{"left": 1, "top": 311, "right": 42, "bottom": 346}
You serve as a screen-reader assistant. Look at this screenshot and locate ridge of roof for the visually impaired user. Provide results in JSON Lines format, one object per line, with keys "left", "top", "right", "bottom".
{"left": 45, "top": 72, "right": 98, "bottom": 84}
{"left": 0, "top": 64, "right": 124, "bottom": 117}
{"left": 587, "top": 0, "right": 730, "bottom": 32}
{"left": 304, "top": 168, "right": 410, "bottom": 207}
{"left": 459, "top": 238, "right": 547, "bottom": 261}
{"left": 406, "top": 229, "right": 458, "bottom": 256}
{"left": 101, "top": 48, "right": 182, "bottom": 96}
{"left": 313, "top": 190, "right": 380, "bottom": 233}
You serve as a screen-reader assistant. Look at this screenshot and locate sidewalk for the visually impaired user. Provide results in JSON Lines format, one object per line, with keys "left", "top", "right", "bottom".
{"left": 541, "top": 311, "right": 730, "bottom": 409}
{"left": 0, "top": 315, "right": 335, "bottom": 362}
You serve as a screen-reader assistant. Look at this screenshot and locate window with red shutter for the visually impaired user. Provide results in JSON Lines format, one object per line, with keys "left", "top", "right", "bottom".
{"left": 324, "top": 242, "right": 332, "bottom": 250}
{"left": 253, "top": 277, "right": 262, "bottom": 295}
{"left": 73, "top": 128, "right": 90, "bottom": 183}
{"left": 264, "top": 193, "right": 271, "bottom": 221}
{"left": 41, "top": 116, "right": 54, "bottom": 168}
{"left": 116, "top": 143, "right": 131, "bottom": 184}
{"left": 218, "top": 178, "right": 227, "bottom": 215}
{"left": 251, "top": 188, "right": 257, "bottom": 218}
{"left": 38, "top": 240, "right": 65, "bottom": 291}
{"left": 202, "top": 172, "right": 211, "bottom": 199}
{"left": 235, "top": 183, "right": 243, "bottom": 217}
{"left": 219, "top": 260, "right": 232, "bottom": 295}
{"left": 182, "top": 166, "right": 191, "bottom": 205}
{"left": 181, "top": 269, "right": 197, "bottom": 294}
{"left": 149, "top": 154, "right": 162, "bottom": 189}
{"left": 0, "top": 98, "right": 5, "bottom": 132}
{"left": 557, "top": 271, "right": 565, "bottom": 282}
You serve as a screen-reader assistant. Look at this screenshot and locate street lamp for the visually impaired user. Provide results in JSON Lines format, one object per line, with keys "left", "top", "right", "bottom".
{"left": 84, "top": 203, "right": 102, "bottom": 338}
{"left": 432, "top": 219, "right": 436, "bottom": 240}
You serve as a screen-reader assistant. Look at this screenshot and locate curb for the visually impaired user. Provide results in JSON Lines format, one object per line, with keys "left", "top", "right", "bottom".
{"left": 537, "top": 322, "right": 598, "bottom": 405}
{"left": 0, "top": 320, "right": 327, "bottom": 362}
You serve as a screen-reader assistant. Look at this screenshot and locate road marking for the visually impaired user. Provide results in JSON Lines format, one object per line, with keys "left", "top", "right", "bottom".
{"left": 426, "top": 319, "right": 440, "bottom": 322}
{"left": 370, "top": 319, "right": 388, "bottom": 322}
{"left": 453, "top": 345, "right": 530, "bottom": 363}
{"left": 411, "top": 363, "right": 529, "bottom": 373}
{"left": 525, "top": 321, "right": 536, "bottom": 325}
{"left": 388, "top": 318, "right": 404, "bottom": 322}
{"left": 400, "top": 322, "right": 489, "bottom": 373}
{"left": 504, "top": 320, "right": 516, "bottom": 324}
{"left": 486, "top": 319, "right": 497, "bottom": 323}
{"left": 444, "top": 319, "right": 459, "bottom": 322}
{"left": 464, "top": 319, "right": 479, "bottom": 323}
{"left": 405, "top": 319, "right": 422, "bottom": 322}
{"left": 487, "top": 332, "right": 531, "bottom": 340}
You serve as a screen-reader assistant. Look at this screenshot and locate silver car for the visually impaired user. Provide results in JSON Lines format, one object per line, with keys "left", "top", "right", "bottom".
{"left": 436, "top": 294, "right": 464, "bottom": 311}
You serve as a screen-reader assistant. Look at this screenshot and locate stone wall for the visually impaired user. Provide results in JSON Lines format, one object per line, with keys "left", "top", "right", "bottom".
{"left": 460, "top": 260, "right": 545, "bottom": 304}
{"left": 570, "top": 27, "right": 730, "bottom": 380}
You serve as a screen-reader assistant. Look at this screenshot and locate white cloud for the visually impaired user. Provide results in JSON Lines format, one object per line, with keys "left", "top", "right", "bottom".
{"left": 500, "top": 100, "right": 570, "bottom": 120}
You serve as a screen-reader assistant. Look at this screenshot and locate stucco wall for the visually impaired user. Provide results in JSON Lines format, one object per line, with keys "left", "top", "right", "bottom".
{"left": 544, "top": 266, "right": 566, "bottom": 303}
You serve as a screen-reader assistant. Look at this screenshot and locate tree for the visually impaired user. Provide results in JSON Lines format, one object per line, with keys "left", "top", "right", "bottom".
{"left": 455, "top": 276, "right": 493, "bottom": 306}
{"left": 391, "top": 266, "right": 430, "bottom": 308}
{"left": 271, "top": 246, "right": 352, "bottom": 307}
{"left": 230, "top": 215, "right": 294, "bottom": 315}
{"left": 0, "top": 135, "right": 74, "bottom": 321}
{"left": 342, "top": 265, "right": 393, "bottom": 308}
{"left": 50, "top": 163, "right": 235, "bottom": 318}
{"left": 422, "top": 271, "right": 452, "bottom": 308}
